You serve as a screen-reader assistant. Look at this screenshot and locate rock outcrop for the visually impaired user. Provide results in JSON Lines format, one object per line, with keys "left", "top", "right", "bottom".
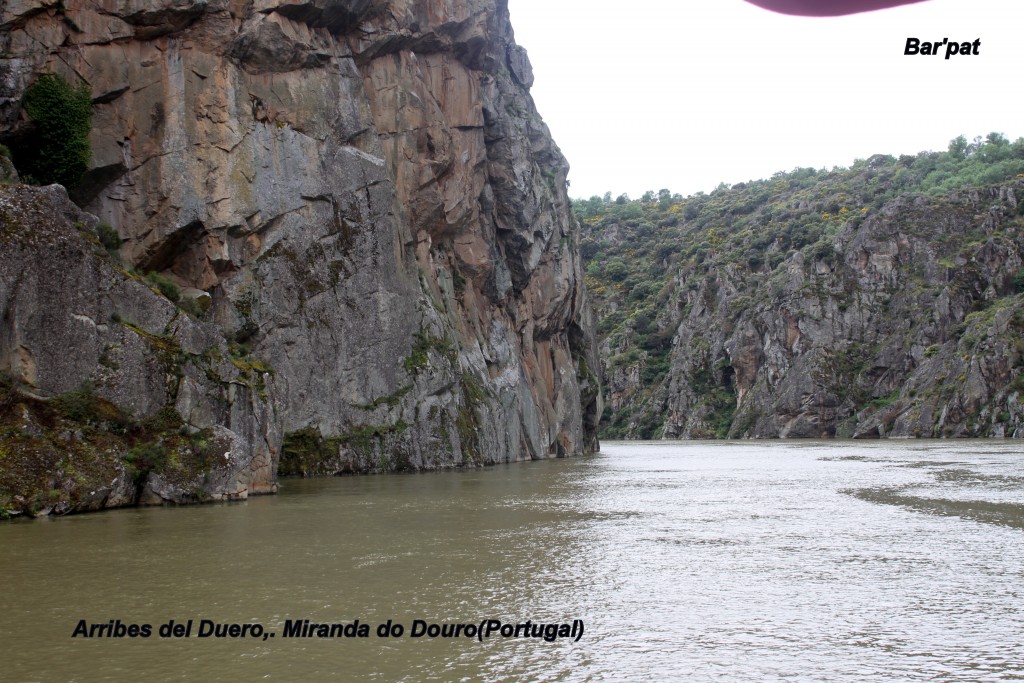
{"left": 579, "top": 163, "right": 1024, "bottom": 440}
{"left": 0, "top": 0, "right": 601, "bottom": 516}
{"left": 663, "top": 185, "right": 1024, "bottom": 439}
{"left": 0, "top": 184, "right": 279, "bottom": 514}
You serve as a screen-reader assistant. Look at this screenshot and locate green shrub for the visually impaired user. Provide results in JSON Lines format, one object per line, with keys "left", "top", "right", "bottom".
{"left": 52, "top": 381, "right": 130, "bottom": 429}
{"left": 452, "top": 270, "right": 466, "bottom": 294}
{"left": 868, "top": 390, "right": 900, "bottom": 409}
{"left": 95, "top": 223, "right": 121, "bottom": 251}
{"left": 178, "top": 296, "right": 204, "bottom": 318}
{"left": 145, "top": 271, "right": 181, "bottom": 303}
{"left": 124, "top": 442, "right": 170, "bottom": 482}
{"left": 52, "top": 381, "right": 101, "bottom": 423}
{"left": 21, "top": 73, "right": 92, "bottom": 190}
{"left": 140, "top": 406, "right": 183, "bottom": 434}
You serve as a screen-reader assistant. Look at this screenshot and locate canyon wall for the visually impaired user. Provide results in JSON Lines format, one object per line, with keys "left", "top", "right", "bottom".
{"left": 0, "top": 0, "right": 601, "bottom": 515}
{"left": 663, "top": 186, "right": 1024, "bottom": 439}
{"left": 580, "top": 161, "right": 1024, "bottom": 440}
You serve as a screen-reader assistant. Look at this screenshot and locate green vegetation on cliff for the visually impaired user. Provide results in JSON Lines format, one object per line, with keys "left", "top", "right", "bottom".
{"left": 0, "top": 375, "right": 226, "bottom": 517}
{"left": 17, "top": 74, "right": 92, "bottom": 190}
{"left": 579, "top": 134, "right": 1024, "bottom": 439}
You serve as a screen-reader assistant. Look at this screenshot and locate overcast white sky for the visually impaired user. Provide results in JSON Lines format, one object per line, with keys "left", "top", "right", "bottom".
{"left": 507, "top": 0, "right": 1023, "bottom": 199}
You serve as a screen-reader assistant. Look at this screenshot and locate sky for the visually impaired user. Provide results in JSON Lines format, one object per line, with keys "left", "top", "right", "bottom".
{"left": 507, "top": 0, "right": 1023, "bottom": 199}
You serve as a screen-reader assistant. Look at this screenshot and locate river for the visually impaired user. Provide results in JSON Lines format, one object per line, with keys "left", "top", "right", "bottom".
{"left": 2, "top": 440, "right": 1022, "bottom": 682}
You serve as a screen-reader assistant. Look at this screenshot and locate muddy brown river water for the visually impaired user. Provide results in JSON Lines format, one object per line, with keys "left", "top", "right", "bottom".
{"left": 2, "top": 440, "right": 1022, "bottom": 681}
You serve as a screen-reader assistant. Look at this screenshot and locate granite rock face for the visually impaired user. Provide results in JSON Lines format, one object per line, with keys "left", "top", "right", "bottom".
{"left": 658, "top": 185, "right": 1024, "bottom": 439}
{"left": 0, "top": 0, "right": 600, "bottom": 514}
{"left": 0, "top": 184, "right": 279, "bottom": 514}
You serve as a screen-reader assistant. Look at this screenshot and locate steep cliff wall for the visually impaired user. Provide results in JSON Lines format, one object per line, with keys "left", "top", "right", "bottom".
{"left": 663, "top": 185, "right": 1024, "bottom": 439}
{"left": 0, "top": 0, "right": 601, "bottom": 515}
{"left": 0, "top": 184, "right": 281, "bottom": 514}
{"left": 578, "top": 153, "right": 1024, "bottom": 440}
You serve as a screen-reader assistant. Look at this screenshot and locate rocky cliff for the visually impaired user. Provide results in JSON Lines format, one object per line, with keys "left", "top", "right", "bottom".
{"left": 665, "top": 185, "right": 1024, "bottom": 439}
{"left": 579, "top": 147, "right": 1024, "bottom": 440}
{"left": 0, "top": 0, "right": 601, "bottom": 516}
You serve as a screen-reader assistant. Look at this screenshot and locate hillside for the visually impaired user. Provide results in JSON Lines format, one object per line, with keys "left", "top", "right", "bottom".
{"left": 579, "top": 135, "right": 1024, "bottom": 439}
